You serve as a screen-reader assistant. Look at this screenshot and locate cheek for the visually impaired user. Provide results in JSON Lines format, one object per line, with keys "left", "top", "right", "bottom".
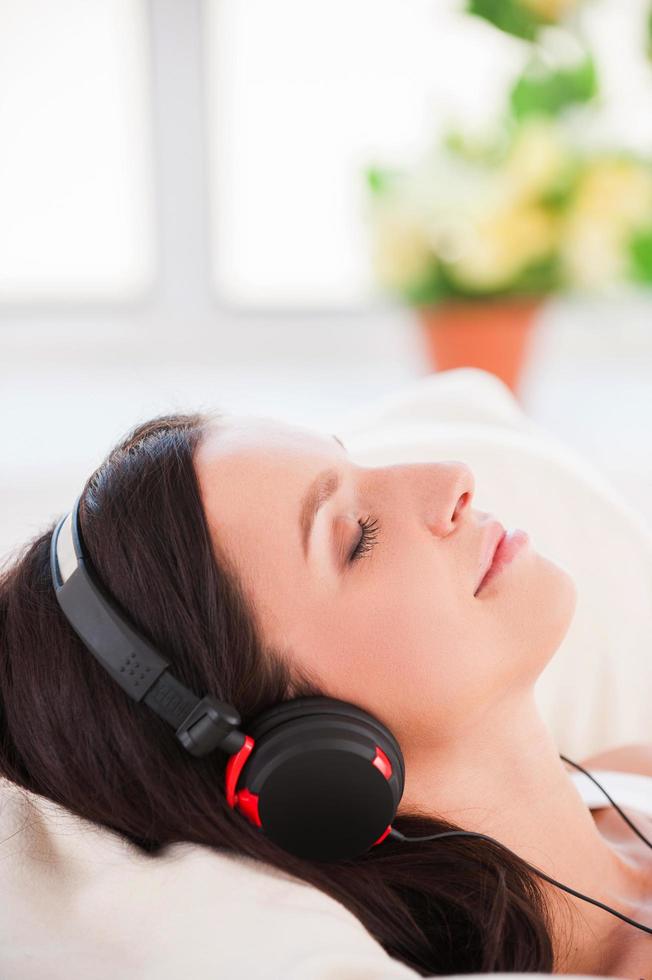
{"left": 282, "top": 552, "right": 576, "bottom": 745}
{"left": 312, "top": 574, "right": 478, "bottom": 726}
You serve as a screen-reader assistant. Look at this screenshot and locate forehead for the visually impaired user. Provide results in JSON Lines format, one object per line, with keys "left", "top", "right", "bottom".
{"left": 193, "top": 415, "right": 341, "bottom": 570}
{"left": 195, "top": 415, "right": 338, "bottom": 469}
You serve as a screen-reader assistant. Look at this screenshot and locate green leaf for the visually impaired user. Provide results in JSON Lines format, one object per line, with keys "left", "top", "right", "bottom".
{"left": 629, "top": 227, "right": 652, "bottom": 283}
{"left": 365, "top": 166, "right": 403, "bottom": 197}
{"left": 446, "top": 253, "right": 563, "bottom": 300}
{"left": 398, "top": 252, "right": 564, "bottom": 305}
{"left": 466, "top": 0, "right": 543, "bottom": 41}
{"left": 506, "top": 252, "right": 565, "bottom": 294}
{"left": 510, "top": 55, "right": 599, "bottom": 120}
{"left": 401, "top": 262, "right": 453, "bottom": 306}
{"left": 537, "top": 158, "right": 584, "bottom": 210}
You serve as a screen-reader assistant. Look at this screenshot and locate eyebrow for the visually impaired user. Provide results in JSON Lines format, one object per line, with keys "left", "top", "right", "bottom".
{"left": 300, "top": 435, "right": 345, "bottom": 560}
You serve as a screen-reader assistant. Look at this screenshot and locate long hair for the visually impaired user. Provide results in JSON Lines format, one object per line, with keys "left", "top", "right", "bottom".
{"left": 0, "top": 412, "right": 557, "bottom": 974}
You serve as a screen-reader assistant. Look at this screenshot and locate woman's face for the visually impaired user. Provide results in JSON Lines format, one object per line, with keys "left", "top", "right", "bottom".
{"left": 195, "top": 415, "right": 577, "bottom": 751}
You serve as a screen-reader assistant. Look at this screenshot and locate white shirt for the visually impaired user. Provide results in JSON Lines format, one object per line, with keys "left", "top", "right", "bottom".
{"left": 570, "top": 768, "right": 652, "bottom": 814}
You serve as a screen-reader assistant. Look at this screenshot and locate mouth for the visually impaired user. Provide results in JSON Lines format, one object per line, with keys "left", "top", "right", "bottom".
{"left": 474, "top": 526, "right": 531, "bottom": 595}
{"left": 474, "top": 523, "right": 506, "bottom": 596}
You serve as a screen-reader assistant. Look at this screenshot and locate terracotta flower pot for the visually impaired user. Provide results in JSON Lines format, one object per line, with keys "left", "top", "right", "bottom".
{"left": 417, "top": 298, "right": 543, "bottom": 399}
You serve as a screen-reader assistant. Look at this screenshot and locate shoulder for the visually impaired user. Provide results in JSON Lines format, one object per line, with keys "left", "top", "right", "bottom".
{"left": 576, "top": 744, "right": 652, "bottom": 852}
{"left": 578, "top": 743, "right": 652, "bottom": 778}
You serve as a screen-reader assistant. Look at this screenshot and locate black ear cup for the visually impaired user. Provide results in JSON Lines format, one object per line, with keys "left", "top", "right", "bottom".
{"left": 245, "top": 696, "right": 405, "bottom": 785}
{"left": 232, "top": 697, "right": 405, "bottom": 862}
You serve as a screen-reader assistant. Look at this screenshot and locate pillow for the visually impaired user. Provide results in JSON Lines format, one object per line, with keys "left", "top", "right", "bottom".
{"left": 0, "top": 775, "right": 615, "bottom": 980}
{"left": 334, "top": 367, "right": 652, "bottom": 760}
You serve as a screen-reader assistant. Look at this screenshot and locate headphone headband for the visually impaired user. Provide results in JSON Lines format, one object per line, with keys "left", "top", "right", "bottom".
{"left": 49, "top": 495, "right": 246, "bottom": 758}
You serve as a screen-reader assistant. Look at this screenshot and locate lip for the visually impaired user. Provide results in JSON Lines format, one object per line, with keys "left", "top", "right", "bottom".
{"left": 474, "top": 527, "right": 530, "bottom": 596}
{"left": 474, "top": 522, "right": 505, "bottom": 596}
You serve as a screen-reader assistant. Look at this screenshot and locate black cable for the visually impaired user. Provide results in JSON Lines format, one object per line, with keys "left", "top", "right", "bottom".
{"left": 389, "top": 753, "right": 652, "bottom": 936}
{"left": 559, "top": 753, "right": 652, "bottom": 850}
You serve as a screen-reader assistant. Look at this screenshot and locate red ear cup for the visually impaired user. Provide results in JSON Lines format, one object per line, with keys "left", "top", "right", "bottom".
{"left": 225, "top": 697, "right": 405, "bottom": 862}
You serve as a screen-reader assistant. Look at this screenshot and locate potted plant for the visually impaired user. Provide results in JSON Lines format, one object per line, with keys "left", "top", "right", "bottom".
{"left": 362, "top": 0, "right": 652, "bottom": 397}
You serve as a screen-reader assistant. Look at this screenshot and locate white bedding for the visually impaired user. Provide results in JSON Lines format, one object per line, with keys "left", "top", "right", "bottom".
{"left": 0, "top": 773, "right": 618, "bottom": 980}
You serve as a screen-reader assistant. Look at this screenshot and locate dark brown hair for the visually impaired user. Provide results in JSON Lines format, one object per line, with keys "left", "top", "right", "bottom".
{"left": 0, "top": 412, "right": 558, "bottom": 974}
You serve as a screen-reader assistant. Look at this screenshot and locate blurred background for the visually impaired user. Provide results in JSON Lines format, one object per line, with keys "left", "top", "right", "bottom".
{"left": 2, "top": 0, "right": 652, "bottom": 563}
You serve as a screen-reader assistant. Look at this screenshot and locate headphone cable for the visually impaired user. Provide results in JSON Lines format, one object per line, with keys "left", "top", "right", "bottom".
{"left": 389, "top": 753, "right": 652, "bottom": 936}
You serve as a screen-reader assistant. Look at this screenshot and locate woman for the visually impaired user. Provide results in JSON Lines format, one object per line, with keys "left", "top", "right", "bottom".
{"left": 1, "top": 411, "right": 651, "bottom": 976}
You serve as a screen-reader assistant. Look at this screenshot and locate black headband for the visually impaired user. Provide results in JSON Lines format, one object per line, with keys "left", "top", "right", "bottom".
{"left": 50, "top": 494, "right": 246, "bottom": 758}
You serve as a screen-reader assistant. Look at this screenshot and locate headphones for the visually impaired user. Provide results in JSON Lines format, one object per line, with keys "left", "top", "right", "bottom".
{"left": 50, "top": 493, "right": 652, "bottom": 937}
{"left": 50, "top": 493, "right": 404, "bottom": 863}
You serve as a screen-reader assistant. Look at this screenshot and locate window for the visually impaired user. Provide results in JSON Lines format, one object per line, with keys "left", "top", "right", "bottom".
{"left": 206, "top": 0, "right": 525, "bottom": 308}
{"left": 0, "top": 0, "right": 155, "bottom": 300}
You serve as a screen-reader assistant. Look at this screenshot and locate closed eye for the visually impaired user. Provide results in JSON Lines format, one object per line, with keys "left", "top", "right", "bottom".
{"left": 349, "top": 515, "right": 380, "bottom": 563}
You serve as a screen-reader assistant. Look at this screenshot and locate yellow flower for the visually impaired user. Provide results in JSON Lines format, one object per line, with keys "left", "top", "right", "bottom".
{"left": 560, "top": 222, "right": 625, "bottom": 287}
{"left": 502, "top": 119, "right": 570, "bottom": 202}
{"left": 520, "top": 0, "right": 579, "bottom": 21}
{"left": 568, "top": 159, "right": 652, "bottom": 229}
{"left": 560, "top": 159, "right": 652, "bottom": 287}
{"left": 448, "top": 202, "right": 558, "bottom": 291}
{"left": 369, "top": 204, "right": 434, "bottom": 291}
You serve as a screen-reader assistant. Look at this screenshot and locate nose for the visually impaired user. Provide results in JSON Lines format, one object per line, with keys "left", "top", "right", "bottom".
{"left": 422, "top": 460, "right": 475, "bottom": 537}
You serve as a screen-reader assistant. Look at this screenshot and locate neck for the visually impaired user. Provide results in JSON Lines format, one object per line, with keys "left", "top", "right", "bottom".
{"left": 399, "top": 690, "right": 648, "bottom": 973}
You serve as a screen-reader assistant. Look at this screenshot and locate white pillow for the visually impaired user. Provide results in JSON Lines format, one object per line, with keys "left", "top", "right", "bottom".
{"left": 335, "top": 367, "right": 652, "bottom": 760}
{"left": 0, "top": 775, "right": 616, "bottom": 980}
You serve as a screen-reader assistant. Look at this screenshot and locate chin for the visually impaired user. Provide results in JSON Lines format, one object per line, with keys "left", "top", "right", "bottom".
{"left": 558, "top": 563, "right": 578, "bottom": 624}
{"left": 538, "top": 559, "right": 578, "bottom": 661}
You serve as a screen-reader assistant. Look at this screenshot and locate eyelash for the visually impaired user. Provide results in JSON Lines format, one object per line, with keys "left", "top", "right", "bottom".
{"left": 349, "top": 515, "right": 380, "bottom": 563}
